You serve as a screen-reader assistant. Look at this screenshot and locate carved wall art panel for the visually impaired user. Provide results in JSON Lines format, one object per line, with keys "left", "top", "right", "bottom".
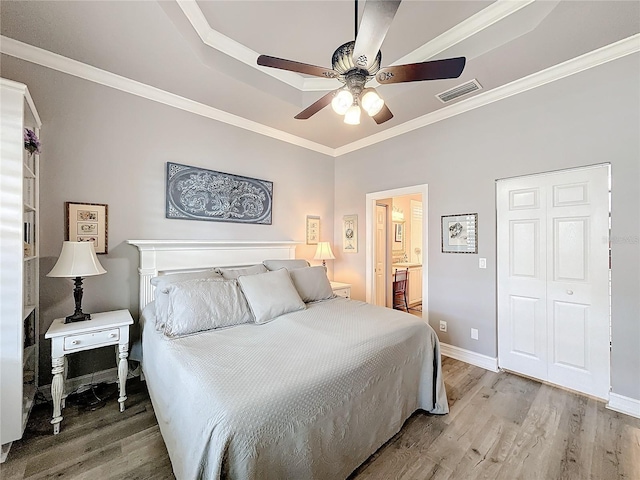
{"left": 166, "top": 162, "right": 273, "bottom": 225}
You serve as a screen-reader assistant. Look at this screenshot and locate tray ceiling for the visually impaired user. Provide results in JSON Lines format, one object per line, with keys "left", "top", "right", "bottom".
{"left": 1, "top": 1, "right": 638, "bottom": 152}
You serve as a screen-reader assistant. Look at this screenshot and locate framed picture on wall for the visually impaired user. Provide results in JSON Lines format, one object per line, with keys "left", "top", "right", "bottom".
{"left": 65, "top": 202, "right": 109, "bottom": 254}
{"left": 343, "top": 214, "right": 358, "bottom": 253}
{"left": 441, "top": 213, "right": 477, "bottom": 254}
{"left": 306, "top": 215, "right": 320, "bottom": 245}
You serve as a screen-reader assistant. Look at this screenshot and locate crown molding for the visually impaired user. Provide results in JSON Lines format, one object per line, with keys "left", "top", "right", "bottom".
{"left": 0, "top": 35, "right": 334, "bottom": 157}
{"left": 334, "top": 33, "right": 640, "bottom": 157}
{"left": 1, "top": 33, "right": 637, "bottom": 159}
{"left": 175, "top": 0, "right": 314, "bottom": 91}
{"left": 392, "top": 0, "right": 534, "bottom": 66}
{"left": 176, "top": 0, "right": 534, "bottom": 92}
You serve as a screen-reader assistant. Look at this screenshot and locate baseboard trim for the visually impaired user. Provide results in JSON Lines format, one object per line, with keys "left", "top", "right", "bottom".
{"left": 607, "top": 392, "right": 640, "bottom": 419}
{"left": 440, "top": 342, "right": 499, "bottom": 372}
{"left": 38, "top": 367, "right": 119, "bottom": 402}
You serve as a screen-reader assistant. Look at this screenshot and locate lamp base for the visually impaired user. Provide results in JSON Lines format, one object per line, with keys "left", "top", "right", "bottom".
{"left": 65, "top": 312, "right": 91, "bottom": 324}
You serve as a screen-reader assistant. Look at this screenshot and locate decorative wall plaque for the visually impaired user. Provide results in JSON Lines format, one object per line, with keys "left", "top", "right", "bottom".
{"left": 166, "top": 162, "right": 273, "bottom": 225}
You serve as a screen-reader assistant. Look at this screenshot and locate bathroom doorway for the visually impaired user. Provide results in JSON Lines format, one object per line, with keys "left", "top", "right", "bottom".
{"left": 365, "top": 185, "right": 428, "bottom": 321}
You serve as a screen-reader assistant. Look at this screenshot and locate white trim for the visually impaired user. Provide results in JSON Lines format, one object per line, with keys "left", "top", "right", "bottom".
{"left": 607, "top": 392, "right": 640, "bottom": 419}
{"left": 1, "top": 31, "right": 637, "bottom": 157}
{"left": 0, "top": 36, "right": 334, "bottom": 158}
{"left": 176, "top": 0, "right": 534, "bottom": 92}
{"left": 392, "top": 0, "right": 534, "bottom": 66}
{"left": 365, "top": 184, "right": 429, "bottom": 324}
{"left": 440, "top": 343, "right": 499, "bottom": 372}
{"left": 38, "top": 367, "right": 119, "bottom": 402}
{"left": 175, "top": 0, "right": 316, "bottom": 91}
{"left": 334, "top": 34, "right": 640, "bottom": 156}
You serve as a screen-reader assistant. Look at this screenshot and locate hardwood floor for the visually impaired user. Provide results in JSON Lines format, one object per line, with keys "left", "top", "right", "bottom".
{"left": 2, "top": 357, "right": 638, "bottom": 479}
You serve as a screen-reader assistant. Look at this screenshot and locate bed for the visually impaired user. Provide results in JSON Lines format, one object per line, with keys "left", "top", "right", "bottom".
{"left": 128, "top": 240, "right": 448, "bottom": 480}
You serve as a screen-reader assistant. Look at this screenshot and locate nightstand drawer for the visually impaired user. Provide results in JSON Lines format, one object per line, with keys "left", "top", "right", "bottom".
{"left": 64, "top": 328, "right": 120, "bottom": 352}
{"left": 333, "top": 287, "right": 350, "bottom": 298}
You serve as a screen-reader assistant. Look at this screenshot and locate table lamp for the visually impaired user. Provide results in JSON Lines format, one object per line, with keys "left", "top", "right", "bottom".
{"left": 313, "top": 242, "right": 335, "bottom": 267}
{"left": 47, "top": 241, "right": 106, "bottom": 323}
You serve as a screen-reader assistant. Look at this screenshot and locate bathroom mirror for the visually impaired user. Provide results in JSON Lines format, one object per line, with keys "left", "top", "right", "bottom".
{"left": 392, "top": 221, "right": 405, "bottom": 254}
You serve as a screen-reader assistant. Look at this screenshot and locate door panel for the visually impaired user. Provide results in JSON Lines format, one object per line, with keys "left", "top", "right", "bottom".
{"left": 552, "top": 301, "right": 589, "bottom": 370}
{"left": 554, "top": 217, "right": 588, "bottom": 282}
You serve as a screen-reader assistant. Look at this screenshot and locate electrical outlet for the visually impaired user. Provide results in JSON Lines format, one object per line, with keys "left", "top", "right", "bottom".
{"left": 479, "top": 258, "right": 487, "bottom": 269}
{"left": 439, "top": 321, "right": 447, "bottom": 333}
{"left": 471, "top": 328, "right": 479, "bottom": 340}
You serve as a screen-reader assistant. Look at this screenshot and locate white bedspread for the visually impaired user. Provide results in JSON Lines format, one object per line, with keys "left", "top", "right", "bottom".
{"left": 142, "top": 297, "right": 448, "bottom": 480}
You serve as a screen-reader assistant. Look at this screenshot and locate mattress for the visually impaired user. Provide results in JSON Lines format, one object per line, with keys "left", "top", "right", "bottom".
{"left": 141, "top": 297, "right": 448, "bottom": 479}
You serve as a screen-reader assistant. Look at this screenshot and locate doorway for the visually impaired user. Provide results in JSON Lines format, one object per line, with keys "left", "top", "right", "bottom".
{"left": 497, "top": 164, "right": 610, "bottom": 399}
{"left": 366, "top": 184, "right": 428, "bottom": 322}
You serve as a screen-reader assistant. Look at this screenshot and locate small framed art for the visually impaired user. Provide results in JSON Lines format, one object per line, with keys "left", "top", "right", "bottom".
{"left": 343, "top": 214, "right": 358, "bottom": 253}
{"left": 306, "top": 215, "right": 320, "bottom": 245}
{"left": 65, "top": 202, "right": 109, "bottom": 254}
{"left": 441, "top": 213, "right": 477, "bottom": 254}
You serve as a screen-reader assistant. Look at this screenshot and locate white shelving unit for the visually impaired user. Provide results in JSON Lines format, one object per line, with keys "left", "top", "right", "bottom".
{"left": 1, "top": 78, "right": 41, "bottom": 462}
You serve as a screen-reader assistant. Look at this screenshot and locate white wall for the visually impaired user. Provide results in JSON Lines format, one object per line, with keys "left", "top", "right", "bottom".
{"left": 334, "top": 54, "right": 640, "bottom": 400}
{"left": 1, "top": 56, "right": 335, "bottom": 383}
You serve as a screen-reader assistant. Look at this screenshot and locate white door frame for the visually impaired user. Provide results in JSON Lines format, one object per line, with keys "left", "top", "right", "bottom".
{"left": 366, "top": 184, "right": 429, "bottom": 323}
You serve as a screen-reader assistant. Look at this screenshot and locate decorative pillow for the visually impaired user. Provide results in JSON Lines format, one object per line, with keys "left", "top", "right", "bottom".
{"left": 289, "top": 266, "right": 334, "bottom": 303}
{"left": 238, "top": 268, "right": 305, "bottom": 324}
{"left": 217, "top": 264, "right": 267, "bottom": 280}
{"left": 164, "top": 278, "right": 253, "bottom": 338}
{"left": 263, "top": 259, "right": 310, "bottom": 271}
{"left": 150, "top": 270, "right": 222, "bottom": 331}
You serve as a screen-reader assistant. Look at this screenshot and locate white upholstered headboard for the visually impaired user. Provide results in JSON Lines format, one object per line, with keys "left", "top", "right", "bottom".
{"left": 126, "top": 240, "right": 299, "bottom": 313}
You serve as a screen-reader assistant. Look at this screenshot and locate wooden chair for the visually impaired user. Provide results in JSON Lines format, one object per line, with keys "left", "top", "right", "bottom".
{"left": 393, "top": 268, "right": 409, "bottom": 311}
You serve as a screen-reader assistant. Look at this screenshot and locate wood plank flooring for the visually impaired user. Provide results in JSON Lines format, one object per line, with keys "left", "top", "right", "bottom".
{"left": 2, "top": 357, "right": 638, "bottom": 479}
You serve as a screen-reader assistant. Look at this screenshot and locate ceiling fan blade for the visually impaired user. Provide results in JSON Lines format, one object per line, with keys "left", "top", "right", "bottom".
{"left": 258, "top": 55, "right": 338, "bottom": 79}
{"left": 376, "top": 57, "right": 466, "bottom": 84}
{"left": 352, "top": 0, "right": 401, "bottom": 71}
{"left": 294, "top": 89, "right": 340, "bottom": 120}
{"left": 372, "top": 103, "right": 393, "bottom": 124}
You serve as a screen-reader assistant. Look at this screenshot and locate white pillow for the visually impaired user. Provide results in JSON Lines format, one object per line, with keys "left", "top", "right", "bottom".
{"left": 164, "top": 278, "right": 253, "bottom": 338}
{"left": 238, "top": 268, "right": 305, "bottom": 324}
{"left": 217, "top": 264, "right": 267, "bottom": 280}
{"left": 289, "top": 266, "right": 334, "bottom": 303}
{"left": 151, "top": 270, "right": 223, "bottom": 331}
{"left": 263, "top": 259, "right": 310, "bottom": 271}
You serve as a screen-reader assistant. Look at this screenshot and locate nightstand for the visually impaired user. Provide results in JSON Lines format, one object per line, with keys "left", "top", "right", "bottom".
{"left": 45, "top": 309, "right": 133, "bottom": 434}
{"left": 330, "top": 281, "right": 351, "bottom": 299}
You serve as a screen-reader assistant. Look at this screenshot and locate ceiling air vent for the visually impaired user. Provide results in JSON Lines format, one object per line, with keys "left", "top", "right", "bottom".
{"left": 436, "top": 79, "right": 482, "bottom": 103}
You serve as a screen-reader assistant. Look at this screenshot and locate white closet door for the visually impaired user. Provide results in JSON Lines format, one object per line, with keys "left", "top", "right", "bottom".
{"left": 497, "top": 180, "right": 548, "bottom": 380}
{"left": 545, "top": 167, "right": 610, "bottom": 399}
{"left": 497, "top": 165, "right": 610, "bottom": 399}
{"left": 374, "top": 205, "right": 387, "bottom": 307}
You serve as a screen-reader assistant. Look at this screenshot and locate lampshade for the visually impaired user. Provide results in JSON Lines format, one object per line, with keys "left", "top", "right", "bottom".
{"left": 344, "top": 104, "right": 361, "bottom": 125}
{"left": 331, "top": 89, "right": 353, "bottom": 115}
{"left": 314, "top": 242, "right": 335, "bottom": 261}
{"left": 361, "top": 90, "right": 384, "bottom": 117}
{"left": 47, "top": 241, "right": 107, "bottom": 278}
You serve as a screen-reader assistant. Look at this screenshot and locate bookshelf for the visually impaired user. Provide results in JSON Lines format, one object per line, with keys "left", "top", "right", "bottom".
{"left": 1, "top": 78, "right": 41, "bottom": 462}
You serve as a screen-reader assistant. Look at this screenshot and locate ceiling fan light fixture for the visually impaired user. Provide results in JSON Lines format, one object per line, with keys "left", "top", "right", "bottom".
{"left": 344, "top": 104, "right": 361, "bottom": 125}
{"left": 361, "top": 90, "right": 384, "bottom": 116}
{"left": 331, "top": 89, "right": 354, "bottom": 115}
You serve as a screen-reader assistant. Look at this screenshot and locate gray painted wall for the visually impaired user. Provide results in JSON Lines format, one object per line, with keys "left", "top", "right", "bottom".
{"left": 1, "top": 56, "right": 335, "bottom": 384}
{"left": 334, "top": 54, "right": 640, "bottom": 400}
{"left": 2, "top": 51, "right": 638, "bottom": 401}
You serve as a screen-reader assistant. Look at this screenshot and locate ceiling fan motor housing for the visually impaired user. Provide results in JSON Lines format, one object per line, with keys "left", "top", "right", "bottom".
{"left": 332, "top": 41, "right": 382, "bottom": 79}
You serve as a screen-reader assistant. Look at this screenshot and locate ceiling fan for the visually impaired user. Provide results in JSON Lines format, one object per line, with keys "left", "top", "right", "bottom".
{"left": 257, "top": 0, "right": 466, "bottom": 125}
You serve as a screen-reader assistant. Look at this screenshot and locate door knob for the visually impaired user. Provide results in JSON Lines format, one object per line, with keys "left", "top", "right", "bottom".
{"left": 567, "top": 290, "right": 573, "bottom": 295}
